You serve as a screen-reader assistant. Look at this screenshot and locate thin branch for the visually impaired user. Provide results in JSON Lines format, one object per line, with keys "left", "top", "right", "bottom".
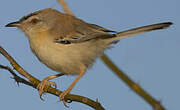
{"left": 0, "top": 64, "right": 35, "bottom": 87}
{"left": 57, "top": 0, "right": 74, "bottom": 16}
{"left": 101, "top": 54, "right": 165, "bottom": 110}
{"left": 0, "top": 45, "right": 105, "bottom": 110}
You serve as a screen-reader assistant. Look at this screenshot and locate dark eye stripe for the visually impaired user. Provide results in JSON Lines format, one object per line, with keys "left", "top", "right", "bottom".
{"left": 20, "top": 13, "right": 38, "bottom": 21}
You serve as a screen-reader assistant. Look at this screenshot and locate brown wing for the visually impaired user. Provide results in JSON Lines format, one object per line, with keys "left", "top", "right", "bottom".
{"left": 53, "top": 15, "right": 116, "bottom": 44}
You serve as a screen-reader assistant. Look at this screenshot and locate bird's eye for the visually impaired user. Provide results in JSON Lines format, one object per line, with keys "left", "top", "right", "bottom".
{"left": 30, "top": 18, "right": 40, "bottom": 24}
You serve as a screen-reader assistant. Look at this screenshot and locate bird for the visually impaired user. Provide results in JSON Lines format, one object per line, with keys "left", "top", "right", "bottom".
{"left": 5, "top": 8, "right": 172, "bottom": 106}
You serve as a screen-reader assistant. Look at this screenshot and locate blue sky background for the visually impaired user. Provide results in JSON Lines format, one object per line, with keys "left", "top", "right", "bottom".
{"left": 0, "top": 0, "right": 179, "bottom": 110}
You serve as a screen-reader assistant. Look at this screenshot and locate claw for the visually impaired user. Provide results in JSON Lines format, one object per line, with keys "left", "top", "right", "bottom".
{"left": 38, "top": 87, "right": 46, "bottom": 101}
{"left": 37, "top": 79, "right": 57, "bottom": 101}
{"left": 59, "top": 90, "right": 70, "bottom": 107}
{"left": 39, "top": 93, "right": 45, "bottom": 101}
{"left": 63, "top": 100, "right": 69, "bottom": 108}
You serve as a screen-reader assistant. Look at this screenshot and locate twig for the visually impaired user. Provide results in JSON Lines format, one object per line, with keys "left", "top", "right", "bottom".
{"left": 101, "top": 54, "right": 165, "bottom": 110}
{"left": 0, "top": 64, "right": 35, "bottom": 87}
{"left": 0, "top": 45, "right": 105, "bottom": 110}
{"left": 57, "top": 0, "right": 74, "bottom": 16}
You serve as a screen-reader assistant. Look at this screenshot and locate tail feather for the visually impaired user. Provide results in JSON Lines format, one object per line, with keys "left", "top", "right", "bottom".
{"left": 114, "top": 22, "right": 173, "bottom": 40}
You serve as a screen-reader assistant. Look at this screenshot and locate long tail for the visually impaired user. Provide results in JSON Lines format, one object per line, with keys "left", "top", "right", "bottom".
{"left": 112, "top": 22, "right": 173, "bottom": 40}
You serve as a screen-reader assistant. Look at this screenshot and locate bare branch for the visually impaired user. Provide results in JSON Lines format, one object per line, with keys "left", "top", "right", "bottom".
{"left": 57, "top": 0, "right": 74, "bottom": 16}
{"left": 0, "top": 64, "right": 35, "bottom": 87}
{"left": 101, "top": 55, "right": 165, "bottom": 110}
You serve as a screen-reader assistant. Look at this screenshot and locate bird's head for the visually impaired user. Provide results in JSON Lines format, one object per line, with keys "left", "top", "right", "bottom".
{"left": 6, "top": 8, "right": 62, "bottom": 37}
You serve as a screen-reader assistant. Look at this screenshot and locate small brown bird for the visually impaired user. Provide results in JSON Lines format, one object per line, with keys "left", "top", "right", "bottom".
{"left": 6, "top": 8, "right": 172, "bottom": 105}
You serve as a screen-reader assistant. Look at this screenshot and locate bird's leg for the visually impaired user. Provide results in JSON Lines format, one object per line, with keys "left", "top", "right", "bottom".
{"left": 59, "top": 66, "right": 86, "bottom": 107}
{"left": 37, "top": 73, "right": 65, "bottom": 100}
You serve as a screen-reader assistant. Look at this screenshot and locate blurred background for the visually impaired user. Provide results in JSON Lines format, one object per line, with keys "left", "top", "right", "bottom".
{"left": 0, "top": 0, "right": 179, "bottom": 110}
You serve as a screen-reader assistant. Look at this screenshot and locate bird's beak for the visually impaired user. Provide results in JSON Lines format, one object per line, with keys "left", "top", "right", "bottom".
{"left": 5, "top": 21, "right": 21, "bottom": 27}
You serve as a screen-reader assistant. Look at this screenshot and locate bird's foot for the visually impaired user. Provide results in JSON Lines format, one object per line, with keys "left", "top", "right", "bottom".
{"left": 37, "top": 79, "right": 57, "bottom": 100}
{"left": 59, "top": 89, "right": 71, "bottom": 107}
